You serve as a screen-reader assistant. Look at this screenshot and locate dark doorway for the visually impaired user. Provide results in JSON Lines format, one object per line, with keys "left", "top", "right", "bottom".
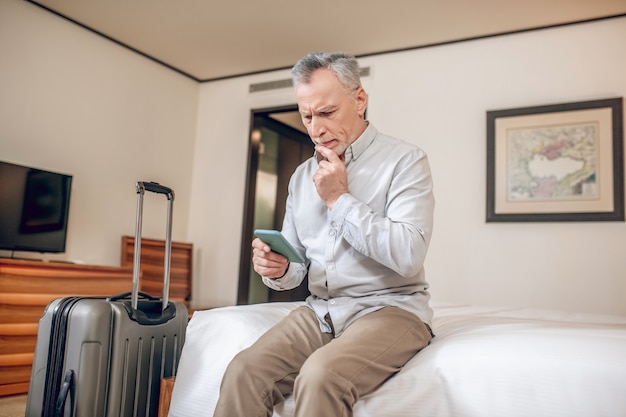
{"left": 237, "top": 105, "right": 314, "bottom": 305}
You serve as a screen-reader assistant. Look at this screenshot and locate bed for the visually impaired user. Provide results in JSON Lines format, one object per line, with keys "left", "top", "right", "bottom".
{"left": 168, "top": 301, "right": 626, "bottom": 417}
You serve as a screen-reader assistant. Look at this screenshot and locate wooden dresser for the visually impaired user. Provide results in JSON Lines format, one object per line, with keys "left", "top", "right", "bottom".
{"left": 0, "top": 259, "right": 132, "bottom": 397}
{"left": 0, "top": 238, "right": 192, "bottom": 397}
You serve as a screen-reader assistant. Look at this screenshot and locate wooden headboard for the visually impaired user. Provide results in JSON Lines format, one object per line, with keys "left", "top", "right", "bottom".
{"left": 120, "top": 236, "right": 192, "bottom": 309}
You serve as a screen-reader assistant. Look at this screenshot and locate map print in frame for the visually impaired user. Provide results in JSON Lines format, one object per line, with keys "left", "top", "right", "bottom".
{"left": 486, "top": 98, "right": 624, "bottom": 222}
{"left": 507, "top": 122, "right": 598, "bottom": 202}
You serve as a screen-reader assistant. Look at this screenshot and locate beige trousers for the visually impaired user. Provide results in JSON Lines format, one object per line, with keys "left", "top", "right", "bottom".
{"left": 213, "top": 305, "right": 432, "bottom": 417}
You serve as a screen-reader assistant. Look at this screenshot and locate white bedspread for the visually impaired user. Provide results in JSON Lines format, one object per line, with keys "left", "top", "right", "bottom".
{"left": 169, "top": 302, "right": 626, "bottom": 417}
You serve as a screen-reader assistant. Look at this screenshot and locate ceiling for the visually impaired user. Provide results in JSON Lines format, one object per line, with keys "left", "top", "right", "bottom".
{"left": 29, "top": 0, "right": 626, "bottom": 83}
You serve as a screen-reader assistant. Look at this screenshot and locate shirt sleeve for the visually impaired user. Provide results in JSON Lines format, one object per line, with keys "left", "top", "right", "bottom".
{"left": 261, "top": 261, "right": 307, "bottom": 290}
{"left": 329, "top": 149, "right": 434, "bottom": 278}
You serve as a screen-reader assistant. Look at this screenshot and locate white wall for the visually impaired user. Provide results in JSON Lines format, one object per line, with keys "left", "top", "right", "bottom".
{"left": 0, "top": 0, "right": 198, "bottom": 265}
{"left": 2, "top": 0, "right": 624, "bottom": 316}
{"left": 189, "top": 17, "right": 626, "bottom": 315}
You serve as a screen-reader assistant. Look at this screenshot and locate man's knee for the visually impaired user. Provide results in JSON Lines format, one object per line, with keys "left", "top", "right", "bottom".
{"left": 294, "top": 352, "right": 358, "bottom": 412}
{"left": 297, "top": 357, "right": 329, "bottom": 388}
{"left": 222, "top": 348, "right": 259, "bottom": 386}
{"left": 296, "top": 350, "right": 345, "bottom": 393}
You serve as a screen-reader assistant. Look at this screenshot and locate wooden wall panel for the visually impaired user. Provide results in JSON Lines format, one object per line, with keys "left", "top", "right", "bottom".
{"left": 0, "top": 259, "right": 132, "bottom": 397}
{"left": 120, "top": 236, "right": 192, "bottom": 309}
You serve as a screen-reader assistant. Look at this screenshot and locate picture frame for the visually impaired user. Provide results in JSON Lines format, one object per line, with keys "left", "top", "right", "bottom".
{"left": 486, "top": 97, "right": 624, "bottom": 222}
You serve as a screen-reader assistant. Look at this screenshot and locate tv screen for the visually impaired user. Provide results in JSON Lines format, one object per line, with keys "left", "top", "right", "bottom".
{"left": 0, "top": 161, "right": 72, "bottom": 253}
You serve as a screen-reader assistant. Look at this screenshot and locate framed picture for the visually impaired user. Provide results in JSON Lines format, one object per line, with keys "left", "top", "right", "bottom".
{"left": 486, "top": 97, "right": 624, "bottom": 222}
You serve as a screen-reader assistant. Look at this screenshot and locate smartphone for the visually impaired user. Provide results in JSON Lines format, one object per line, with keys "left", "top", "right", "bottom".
{"left": 254, "top": 229, "right": 305, "bottom": 264}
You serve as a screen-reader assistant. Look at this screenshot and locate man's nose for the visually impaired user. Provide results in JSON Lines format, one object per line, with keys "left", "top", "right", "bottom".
{"left": 309, "top": 117, "right": 326, "bottom": 139}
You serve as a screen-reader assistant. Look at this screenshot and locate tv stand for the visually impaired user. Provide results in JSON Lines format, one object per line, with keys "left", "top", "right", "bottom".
{"left": 0, "top": 255, "right": 42, "bottom": 262}
{"left": 0, "top": 259, "right": 133, "bottom": 397}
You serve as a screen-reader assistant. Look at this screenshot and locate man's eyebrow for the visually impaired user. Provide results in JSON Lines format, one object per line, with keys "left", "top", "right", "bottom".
{"left": 299, "top": 105, "right": 336, "bottom": 117}
{"left": 309, "top": 106, "right": 337, "bottom": 115}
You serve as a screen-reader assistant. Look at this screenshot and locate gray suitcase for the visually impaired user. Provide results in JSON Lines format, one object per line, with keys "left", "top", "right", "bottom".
{"left": 26, "top": 181, "right": 188, "bottom": 417}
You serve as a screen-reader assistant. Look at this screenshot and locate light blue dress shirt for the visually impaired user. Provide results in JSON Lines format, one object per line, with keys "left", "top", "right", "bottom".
{"left": 262, "top": 123, "right": 435, "bottom": 336}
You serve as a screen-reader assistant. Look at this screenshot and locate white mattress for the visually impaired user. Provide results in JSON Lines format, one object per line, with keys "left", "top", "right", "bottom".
{"left": 169, "top": 302, "right": 626, "bottom": 417}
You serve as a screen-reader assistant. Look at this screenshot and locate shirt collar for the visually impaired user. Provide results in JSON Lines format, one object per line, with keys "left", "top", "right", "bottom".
{"left": 314, "top": 122, "right": 377, "bottom": 166}
{"left": 345, "top": 122, "right": 377, "bottom": 165}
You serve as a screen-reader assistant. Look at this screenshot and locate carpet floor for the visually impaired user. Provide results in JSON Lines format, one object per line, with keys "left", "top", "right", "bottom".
{"left": 0, "top": 395, "right": 27, "bottom": 417}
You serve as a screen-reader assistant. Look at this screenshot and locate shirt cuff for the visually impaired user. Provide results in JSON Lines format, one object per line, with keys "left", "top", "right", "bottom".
{"left": 262, "top": 263, "right": 292, "bottom": 290}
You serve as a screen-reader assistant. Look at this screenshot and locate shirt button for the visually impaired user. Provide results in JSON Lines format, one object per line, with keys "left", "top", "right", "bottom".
{"left": 329, "top": 230, "right": 336, "bottom": 237}
{"left": 328, "top": 264, "right": 334, "bottom": 270}
{"left": 331, "top": 221, "right": 337, "bottom": 228}
{"left": 330, "top": 299, "right": 336, "bottom": 305}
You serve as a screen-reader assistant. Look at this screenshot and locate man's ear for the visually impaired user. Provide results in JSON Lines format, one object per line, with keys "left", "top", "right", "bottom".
{"left": 355, "top": 87, "right": 368, "bottom": 117}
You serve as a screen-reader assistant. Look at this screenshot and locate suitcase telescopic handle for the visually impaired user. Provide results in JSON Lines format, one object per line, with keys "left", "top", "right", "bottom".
{"left": 132, "top": 181, "right": 175, "bottom": 311}
{"left": 142, "top": 181, "right": 174, "bottom": 196}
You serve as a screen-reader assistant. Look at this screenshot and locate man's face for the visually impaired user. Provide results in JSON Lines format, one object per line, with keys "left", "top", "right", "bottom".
{"left": 295, "top": 68, "right": 368, "bottom": 157}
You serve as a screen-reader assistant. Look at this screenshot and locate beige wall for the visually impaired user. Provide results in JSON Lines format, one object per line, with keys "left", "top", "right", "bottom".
{"left": 189, "top": 17, "right": 626, "bottom": 315}
{"left": 2, "top": 0, "right": 625, "bottom": 315}
{"left": 0, "top": 1, "right": 198, "bottom": 265}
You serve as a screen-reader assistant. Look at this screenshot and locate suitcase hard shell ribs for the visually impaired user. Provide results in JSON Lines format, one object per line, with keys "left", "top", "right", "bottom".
{"left": 26, "top": 181, "right": 188, "bottom": 417}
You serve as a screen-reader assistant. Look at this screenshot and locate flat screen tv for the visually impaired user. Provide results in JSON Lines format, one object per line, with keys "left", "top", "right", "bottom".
{"left": 0, "top": 161, "right": 73, "bottom": 254}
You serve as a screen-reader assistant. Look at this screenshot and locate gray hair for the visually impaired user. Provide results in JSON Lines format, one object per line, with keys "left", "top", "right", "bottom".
{"left": 291, "top": 52, "right": 362, "bottom": 92}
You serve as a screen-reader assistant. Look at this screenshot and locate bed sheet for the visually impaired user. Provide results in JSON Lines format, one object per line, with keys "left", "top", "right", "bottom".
{"left": 169, "top": 302, "right": 626, "bottom": 417}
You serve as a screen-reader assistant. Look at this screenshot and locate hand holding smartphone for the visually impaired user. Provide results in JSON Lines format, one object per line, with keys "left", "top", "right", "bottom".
{"left": 254, "top": 229, "right": 305, "bottom": 264}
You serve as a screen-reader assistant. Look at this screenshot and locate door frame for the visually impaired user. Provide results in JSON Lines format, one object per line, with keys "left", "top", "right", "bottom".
{"left": 237, "top": 105, "right": 311, "bottom": 304}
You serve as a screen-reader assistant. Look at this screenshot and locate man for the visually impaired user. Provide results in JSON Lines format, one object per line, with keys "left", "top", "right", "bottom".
{"left": 214, "top": 52, "right": 435, "bottom": 417}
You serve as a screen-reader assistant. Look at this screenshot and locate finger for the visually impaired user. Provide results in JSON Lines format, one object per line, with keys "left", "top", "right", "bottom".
{"left": 254, "top": 264, "right": 284, "bottom": 279}
{"left": 253, "top": 253, "right": 288, "bottom": 277}
{"left": 252, "top": 247, "right": 266, "bottom": 259}
{"left": 252, "top": 237, "right": 271, "bottom": 253}
{"left": 253, "top": 247, "right": 287, "bottom": 265}
{"left": 315, "top": 145, "right": 340, "bottom": 163}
